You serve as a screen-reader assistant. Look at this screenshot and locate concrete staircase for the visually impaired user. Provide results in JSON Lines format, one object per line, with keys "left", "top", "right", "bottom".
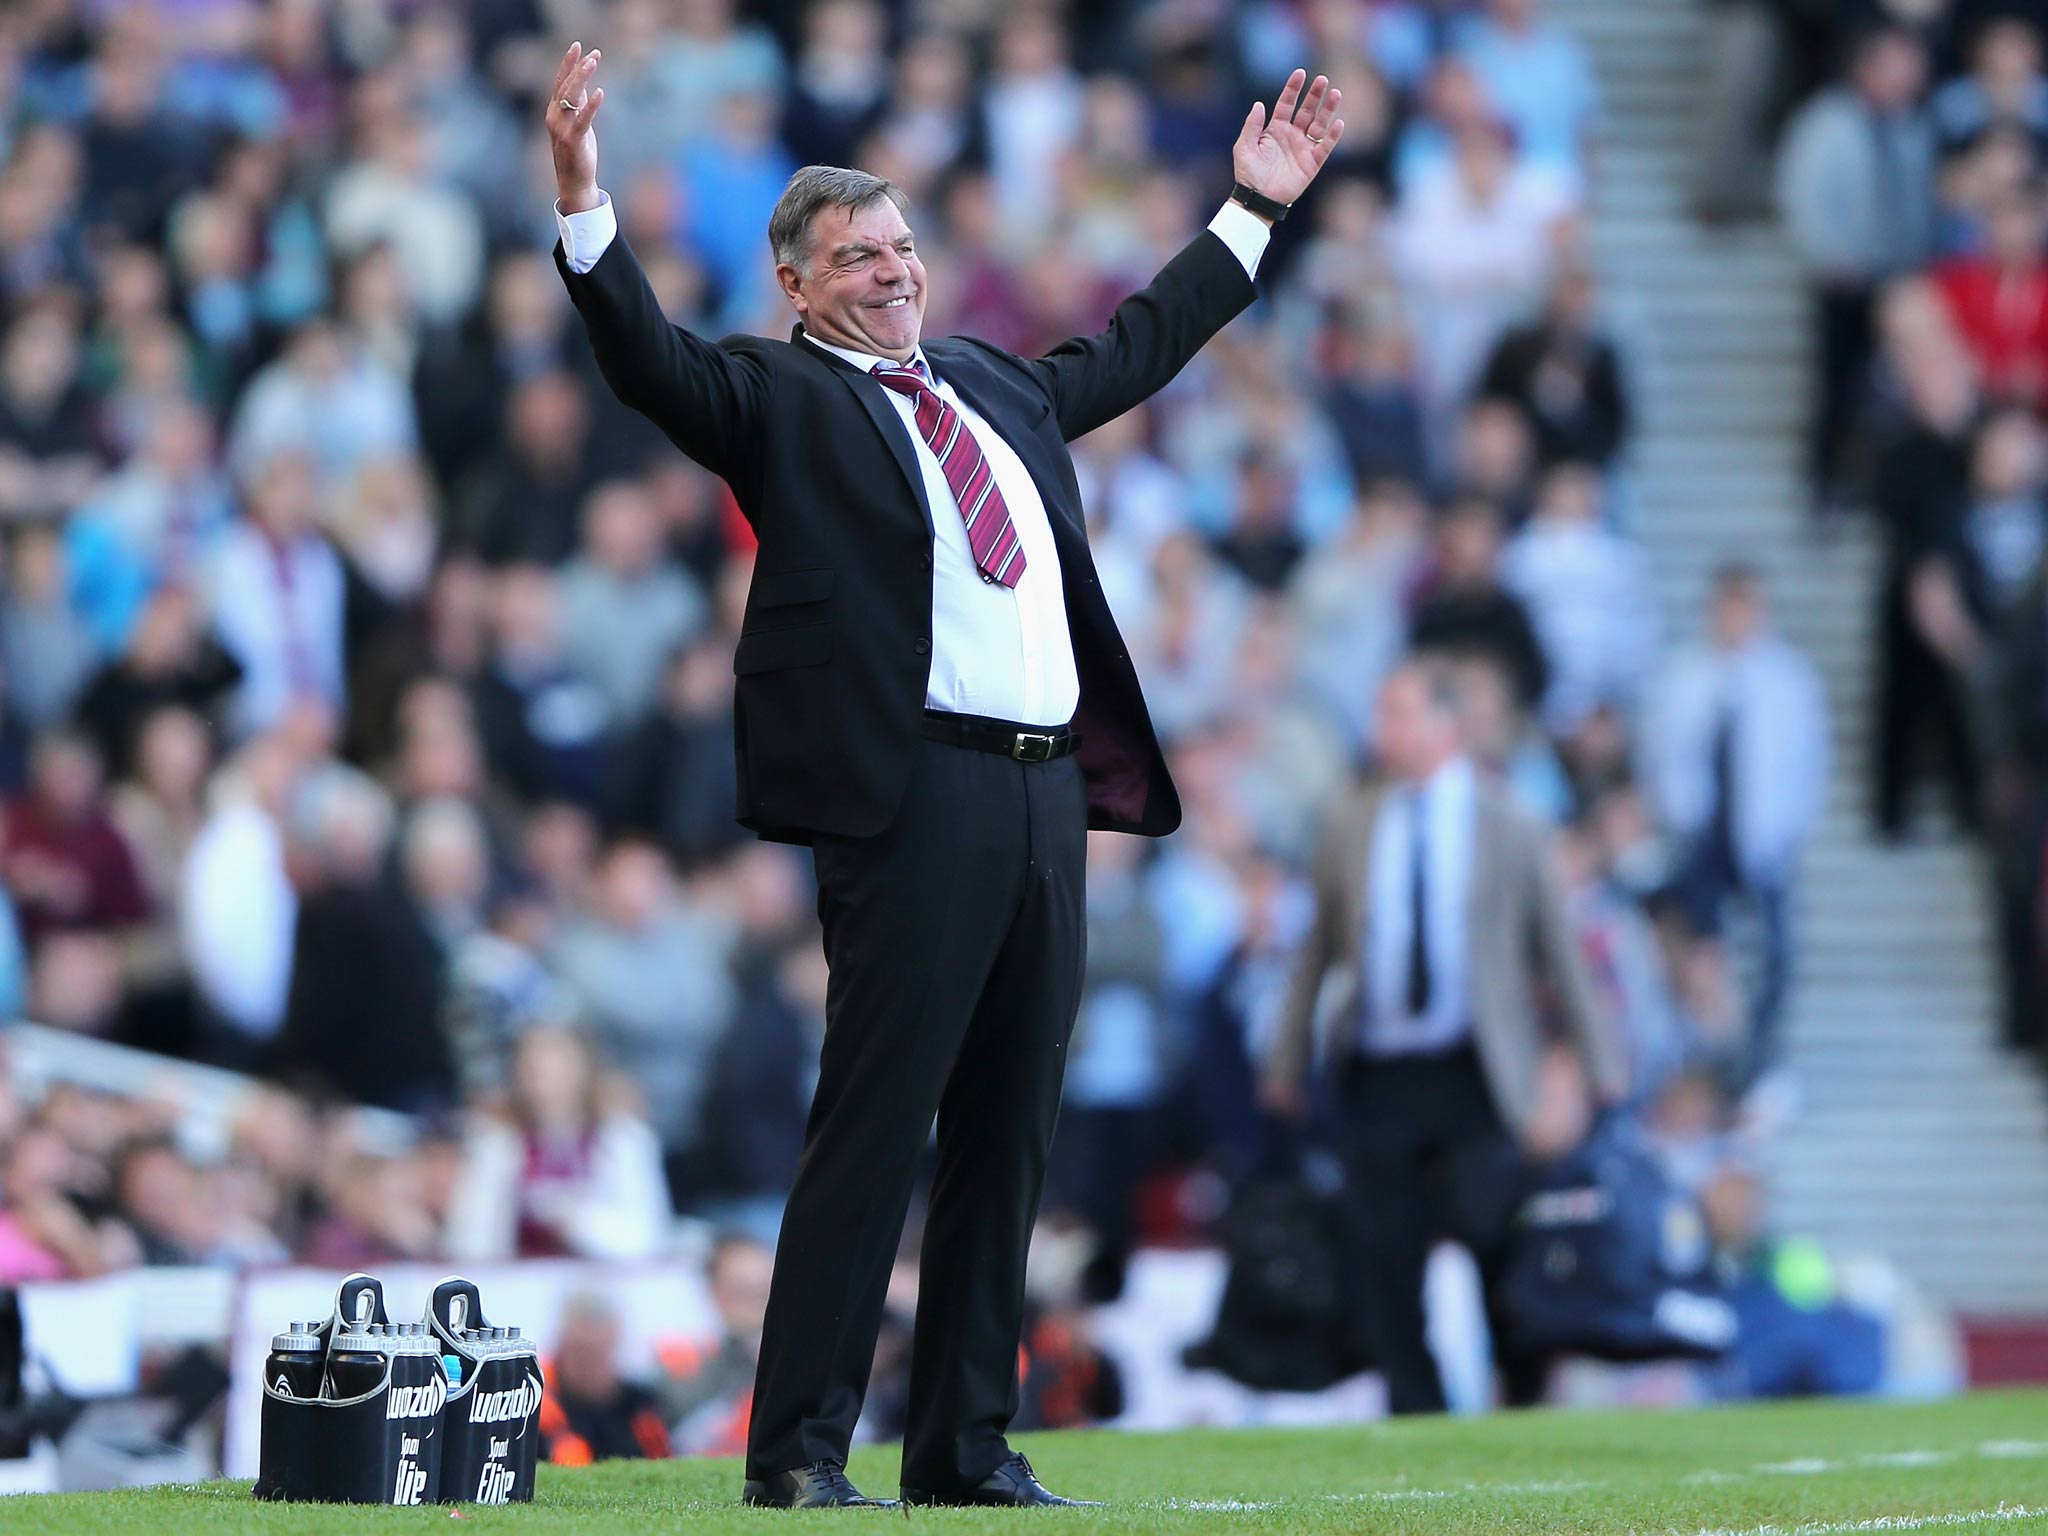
{"left": 1552, "top": 0, "right": 2048, "bottom": 1313}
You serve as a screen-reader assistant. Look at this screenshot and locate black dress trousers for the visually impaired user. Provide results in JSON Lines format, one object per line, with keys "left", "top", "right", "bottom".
{"left": 744, "top": 736, "right": 1088, "bottom": 1488}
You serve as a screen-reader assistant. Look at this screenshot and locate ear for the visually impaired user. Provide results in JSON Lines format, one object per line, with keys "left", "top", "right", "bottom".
{"left": 775, "top": 262, "right": 807, "bottom": 314}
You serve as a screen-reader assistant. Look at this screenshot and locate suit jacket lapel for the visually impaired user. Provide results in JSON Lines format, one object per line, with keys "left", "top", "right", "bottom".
{"left": 925, "top": 342, "right": 1085, "bottom": 541}
{"left": 794, "top": 325, "right": 935, "bottom": 537}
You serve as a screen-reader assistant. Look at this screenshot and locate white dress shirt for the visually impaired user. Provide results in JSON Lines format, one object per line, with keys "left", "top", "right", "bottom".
{"left": 1648, "top": 635, "right": 1829, "bottom": 884}
{"left": 1362, "top": 756, "right": 1477, "bottom": 1056}
{"left": 554, "top": 192, "right": 1271, "bottom": 726}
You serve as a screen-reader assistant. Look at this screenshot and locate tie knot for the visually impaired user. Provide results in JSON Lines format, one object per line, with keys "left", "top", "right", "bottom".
{"left": 873, "top": 359, "right": 930, "bottom": 394}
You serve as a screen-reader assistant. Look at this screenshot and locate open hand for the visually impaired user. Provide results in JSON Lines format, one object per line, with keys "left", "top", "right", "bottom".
{"left": 547, "top": 41, "right": 605, "bottom": 214}
{"left": 1233, "top": 69, "right": 1345, "bottom": 214}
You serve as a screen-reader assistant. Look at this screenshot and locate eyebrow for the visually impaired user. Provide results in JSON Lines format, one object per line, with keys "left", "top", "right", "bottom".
{"left": 829, "top": 234, "right": 917, "bottom": 262}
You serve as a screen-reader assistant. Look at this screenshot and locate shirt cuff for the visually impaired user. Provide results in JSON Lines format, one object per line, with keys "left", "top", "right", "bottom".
{"left": 555, "top": 191, "right": 617, "bottom": 274}
{"left": 1207, "top": 199, "right": 1273, "bottom": 281}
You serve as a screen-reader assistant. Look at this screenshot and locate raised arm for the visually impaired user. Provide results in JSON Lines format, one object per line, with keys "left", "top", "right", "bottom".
{"left": 545, "top": 44, "right": 769, "bottom": 483}
{"left": 1031, "top": 69, "right": 1346, "bottom": 440}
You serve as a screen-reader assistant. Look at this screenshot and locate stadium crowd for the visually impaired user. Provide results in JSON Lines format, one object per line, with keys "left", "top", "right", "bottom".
{"left": 1771, "top": 2, "right": 2048, "bottom": 1059}
{"left": 0, "top": 0, "right": 1891, "bottom": 1455}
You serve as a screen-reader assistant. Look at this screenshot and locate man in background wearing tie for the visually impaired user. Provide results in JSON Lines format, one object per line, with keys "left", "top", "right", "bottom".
{"left": 1262, "top": 659, "right": 1625, "bottom": 1414}
{"left": 1648, "top": 564, "right": 1830, "bottom": 1091}
{"left": 546, "top": 40, "right": 1346, "bottom": 1510}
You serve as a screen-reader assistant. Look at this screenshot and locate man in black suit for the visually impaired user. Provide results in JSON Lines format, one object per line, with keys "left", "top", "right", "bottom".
{"left": 545, "top": 42, "right": 1346, "bottom": 1507}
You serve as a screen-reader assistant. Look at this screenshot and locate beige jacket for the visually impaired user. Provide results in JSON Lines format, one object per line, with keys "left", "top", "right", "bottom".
{"left": 1262, "top": 773, "right": 1626, "bottom": 1141}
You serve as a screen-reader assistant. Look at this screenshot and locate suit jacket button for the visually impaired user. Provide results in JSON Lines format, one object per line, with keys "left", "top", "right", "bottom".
{"left": 913, "top": 638, "right": 930, "bottom": 655}
{"left": 918, "top": 554, "right": 932, "bottom": 571}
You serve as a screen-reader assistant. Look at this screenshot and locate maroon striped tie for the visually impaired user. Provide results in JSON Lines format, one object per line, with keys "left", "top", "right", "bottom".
{"left": 871, "top": 360, "right": 1026, "bottom": 589}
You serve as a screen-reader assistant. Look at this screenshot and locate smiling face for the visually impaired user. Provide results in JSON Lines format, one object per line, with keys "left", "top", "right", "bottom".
{"left": 776, "top": 197, "right": 928, "bottom": 362}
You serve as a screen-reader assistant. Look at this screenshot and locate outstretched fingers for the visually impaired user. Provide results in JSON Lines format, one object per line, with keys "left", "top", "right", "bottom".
{"left": 1234, "top": 100, "right": 1266, "bottom": 157}
{"left": 1293, "top": 74, "right": 1328, "bottom": 131}
{"left": 553, "top": 42, "right": 583, "bottom": 102}
{"left": 572, "top": 86, "right": 604, "bottom": 134}
{"left": 1307, "top": 84, "right": 1341, "bottom": 146}
{"left": 1271, "top": 68, "right": 1305, "bottom": 129}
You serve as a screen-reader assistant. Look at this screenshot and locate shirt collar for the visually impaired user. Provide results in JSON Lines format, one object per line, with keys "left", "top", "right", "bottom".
{"left": 798, "top": 327, "right": 932, "bottom": 382}
{"left": 1410, "top": 755, "right": 1476, "bottom": 808}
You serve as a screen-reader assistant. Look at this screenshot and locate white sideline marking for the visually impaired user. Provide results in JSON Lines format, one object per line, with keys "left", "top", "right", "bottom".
{"left": 1161, "top": 1440, "right": 2048, "bottom": 1517}
{"left": 1682, "top": 1503, "right": 2043, "bottom": 1536}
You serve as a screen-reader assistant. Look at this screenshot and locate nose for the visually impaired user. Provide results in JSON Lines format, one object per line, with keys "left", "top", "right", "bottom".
{"left": 875, "top": 246, "right": 910, "bottom": 286}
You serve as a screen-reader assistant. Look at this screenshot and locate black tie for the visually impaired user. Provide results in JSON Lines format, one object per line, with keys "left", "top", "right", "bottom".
{"left": 1708, "top": 700, "right": 1737, "bottom": 866}
{"left": 1407, "top": 790, "right": 1432, "bottom": 1017}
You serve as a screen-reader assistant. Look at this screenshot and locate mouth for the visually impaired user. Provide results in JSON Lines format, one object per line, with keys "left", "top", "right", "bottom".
{"left": 868, "top": 295, "right": 913, "bottom": 310}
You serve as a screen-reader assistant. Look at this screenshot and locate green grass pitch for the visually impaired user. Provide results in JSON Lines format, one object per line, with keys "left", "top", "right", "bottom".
{"left": 10, "top": 1390, "right": 2048, "bottom": 1534}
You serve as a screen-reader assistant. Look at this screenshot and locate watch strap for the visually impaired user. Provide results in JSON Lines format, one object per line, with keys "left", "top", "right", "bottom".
{"left": 1229, "top": 181, "right": 1292, "bottom": 223}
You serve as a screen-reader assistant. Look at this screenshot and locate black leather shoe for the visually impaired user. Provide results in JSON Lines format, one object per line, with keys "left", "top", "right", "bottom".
{"left": 743, "top": 1460, "right": 897, "bottom": 1508}
{"left": 901, "top": 1452, "right": 1101, "bottom": 1508}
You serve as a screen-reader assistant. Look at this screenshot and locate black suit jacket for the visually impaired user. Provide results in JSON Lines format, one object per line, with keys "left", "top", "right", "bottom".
{"left": 557, "top": 228, "right": 1257, "bottom": 844}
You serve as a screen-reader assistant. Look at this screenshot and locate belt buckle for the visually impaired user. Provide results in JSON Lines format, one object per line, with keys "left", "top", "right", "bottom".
{"left": 1011, "top": 730, "right": 1057, "bottom": 763}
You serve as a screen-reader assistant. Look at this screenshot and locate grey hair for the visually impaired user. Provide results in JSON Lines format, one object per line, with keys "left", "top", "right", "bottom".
{"left": 768, "top": 165, "right": 909, "bottom": 274}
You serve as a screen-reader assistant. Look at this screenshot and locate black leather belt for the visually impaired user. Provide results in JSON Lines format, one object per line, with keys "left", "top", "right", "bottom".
{"left": 921, "top": 709, "right": 1081, "bottom": 763}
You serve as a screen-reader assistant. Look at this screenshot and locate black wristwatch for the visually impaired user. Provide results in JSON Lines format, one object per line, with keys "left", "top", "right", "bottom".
{"left": 1229, "top": 181, "right": 1292, "bottom": 223}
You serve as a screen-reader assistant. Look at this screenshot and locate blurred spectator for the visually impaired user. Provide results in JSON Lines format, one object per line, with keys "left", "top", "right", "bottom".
{"left": 1477, "top": 258, "right": 1632, "bottom": 472}
{"left": 1210, "top": 447, "right": 1307, "bottom": 592}
{"left": 64, "top": 398, "right": 232, "bottom": 655}
{"left": 2, "top": 525, "right": 96, "bottom": 729}
{"left": 1290, "top": 477, "right": 1428, "bottom": 746}
{"left": 227, "top": 319, "right": 417, "bottom": 492}
{"left": 1318, "top": 296, "right": 1431, "bottom": 493}
{"left": 457, "top": 370, "right": 597, "bottom": 567}
{"left": 540, "top": 1291, "right": 672, "bottom": 1466}
{"left": 179, "top": 729, "right": 300, "bottom": 1065}
{"left": 0, "top": 1122, "right": 123, "bottom": 1281}
{"left": 552, "top": 841, "right": 736, "bottom": 1195}
{"left": 1262, "top": 660, "right": 1625, "bottom": 1413}
{"left": 1451, "top": 650, "right": 1576, "bottom": 825}
{"left": 1, "top": 730, "right": 147, "bottom": 954}
{"left": 559, "top": 480, "right": 708, "bottom": 725}
{"left": 1447, "top": 398, "right": 1538, "bottom": 529}
{"left": 781, "top": 0, "right": 889, "bottom": 169}
{"left": 413, "top": 252, "right": 575, "bottom": 493}
{"left": 984, "top": 13, "right": 1086, "bottom": 246}
{"left": 1412, "top": 495, "right": 1551, "bottom": 713}
{"left": 1929, "top": 17, "right": 2048, "bottom": 165}
{"left": 447, "top": 1026, "right": 672, "bottom": 1261}
{"left": 1392, "top": 116, "right": 1573, "bottom": 428}
{"left": 607, "top": 631, "right": 743, "bottom": 870}
{"left": 1872, "top": 327, "right": 1979, "bottom": 836}
{"left": 675, "top": 92, "right": 796, "bottom": 320}
{"left": 273, "top": 766, "right": 452, "bottom": 1111}
{"left": 301, "top": 1148, "right": 444, "bottom": 1268}
{"left": 107, "top": 704, "right": 212, "bottom": 1055}
{"left": 1648, "top": 567, "right": 1830, "bottom": 1086}
{"left": 1045, "top": 830, "right": 1170, "bottom": 1302}
{"left": 1930, "top": 185, "right": 2048, "bottom": 410}
{"left": 1777, "top": 26, "right": 1936, "bottom": 513}
{"left": 474, "top": 564, "right": 612, "bottom": 808}
{"left": 1456, "top": 0, "right": 1603, "bottom": 181}
{"left": 1994, "top": 565, "right": 2048, "bottom": 1050}
{"left": 658, "top": 1231, "right": 773, "bottom": 1455}
{"left": 324, "top": 93, "right": 484, "bottom": 329}
{"left": 0, "top": 303, "right": 103, "bottom": 522}
{"left": 208, "top": 451, "right": 346, "bottom": 735}
{"left": 1500, "top": 462, "right": 1657, "bottom": 732}
{"left": 1700, "top": 1164, "right": 1885, "bottom": 1399}
{"left": 72, "top": 586, "right": 240, "bottom": 781}
{"left": 110, "top": 1135, "right": 212, "bottom": 1266}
